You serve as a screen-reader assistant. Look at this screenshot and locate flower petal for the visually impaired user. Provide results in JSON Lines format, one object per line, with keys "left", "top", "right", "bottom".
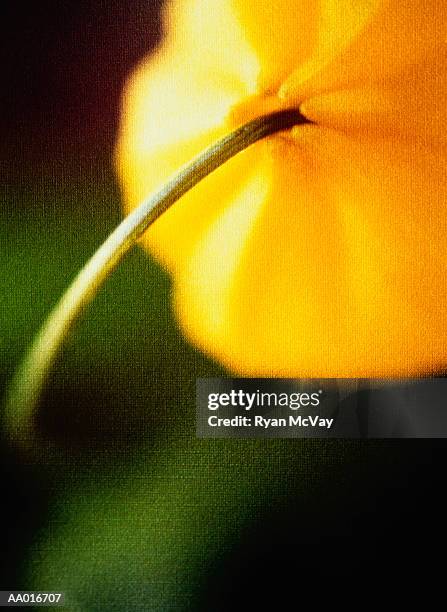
{"left": 300, "top": 46, "right": 447, "bottom": 144}
{"left": 117, "top": 0, "right": 447, "bottom": 376}
{"left": 230, "top": 0, "right": 319, "bottom": 90}
{"left": 174, "top": 125, "right": 447, "bottom": 376}
{"left": 282, "top": 0, "right": 447, "bottom": 100}
{"left": 116, "top": 0, "right": 261, "bottom": 270}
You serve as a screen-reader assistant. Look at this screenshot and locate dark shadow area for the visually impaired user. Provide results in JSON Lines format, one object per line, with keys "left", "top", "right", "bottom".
{"left": 199, "top": 442, "right": 447, "bottom": 607}
{"left": 1, "top": 1, "right": 164, "bottom": 180}
{"left": 0, "top": 449, "right": 49, "bottom": 589}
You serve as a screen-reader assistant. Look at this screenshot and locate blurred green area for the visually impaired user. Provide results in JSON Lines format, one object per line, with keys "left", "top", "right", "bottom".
{"left": 0, "top": 170, "right": 224, "bottom": 444}
{"left": 0, "top": 167, "right": 225, "bottom": 603}
{"left": 0, "top": 168, "right": 389, "bottom": 609}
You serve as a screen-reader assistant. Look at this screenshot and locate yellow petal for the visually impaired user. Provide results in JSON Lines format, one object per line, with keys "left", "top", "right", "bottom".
{"left": 117, "top": 0, "right": 447, "bottom": 376}
{"left": 229, "top": 0, "right": 319, "bottom": 91}
{"left": 116, "top": 0, "right": 261, "bottom": 270}
{"left": 173, "top": 122, "right": 447, "bottom": 377}
{"left": 282, "top": 0, "right": 447, "bottom": 101}
{"left": 300, "top": 46, "right": 447, "bottom": 145}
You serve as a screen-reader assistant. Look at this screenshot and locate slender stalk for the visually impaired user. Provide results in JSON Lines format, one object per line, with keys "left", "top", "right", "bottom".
{"left": 3, "top": 109, "right": 308, "bottom": 445}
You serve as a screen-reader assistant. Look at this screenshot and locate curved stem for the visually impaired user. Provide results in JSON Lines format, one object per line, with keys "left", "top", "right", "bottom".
{"left": 3, "top": 108, "right": 307, "bottom": 445}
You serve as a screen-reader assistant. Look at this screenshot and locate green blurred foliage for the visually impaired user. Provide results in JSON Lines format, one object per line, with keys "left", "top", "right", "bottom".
{"left": 0, "top": 171, "right": 224, "bottom": 443}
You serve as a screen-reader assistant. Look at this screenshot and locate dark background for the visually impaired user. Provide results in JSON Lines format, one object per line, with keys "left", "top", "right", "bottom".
{"left": 1, "top": 1, "right": 446, "bottom": 607}
{"left": 2, "top": 0, "right": 164, "bottom": 180}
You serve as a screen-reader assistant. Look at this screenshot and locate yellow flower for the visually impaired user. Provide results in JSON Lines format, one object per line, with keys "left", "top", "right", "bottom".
{"left": 116, "top": 0, "right": 447, "bottom": 377}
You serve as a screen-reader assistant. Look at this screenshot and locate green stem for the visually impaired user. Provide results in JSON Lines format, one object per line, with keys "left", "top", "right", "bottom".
{"left": 3, "top": 108, "right": 307, "bottom": 446}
